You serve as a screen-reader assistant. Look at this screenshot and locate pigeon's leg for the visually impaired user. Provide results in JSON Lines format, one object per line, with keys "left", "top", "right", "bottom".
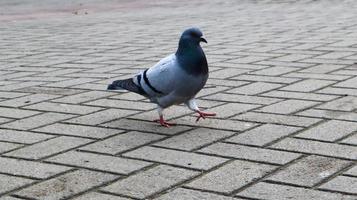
{"left": 186, "top": 99, "right": 216, "bottom": 122}
{"left": 153, "top": 106, "right": 176, "bottom": 127}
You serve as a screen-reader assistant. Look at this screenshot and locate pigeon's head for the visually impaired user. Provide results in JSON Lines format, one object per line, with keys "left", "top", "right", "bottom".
{"left": 179, "top": 27, "right": 207, "bottom": 47}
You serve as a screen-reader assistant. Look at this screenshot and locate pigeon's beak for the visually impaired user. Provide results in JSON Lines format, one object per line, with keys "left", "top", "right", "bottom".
{"left": 200, "top": 37, "right": 207, "bottom": 43}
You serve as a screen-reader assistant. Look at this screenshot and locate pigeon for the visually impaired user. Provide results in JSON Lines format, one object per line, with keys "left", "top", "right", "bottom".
{"left": 107, "top": 27, "right": 216, "bottom": 127}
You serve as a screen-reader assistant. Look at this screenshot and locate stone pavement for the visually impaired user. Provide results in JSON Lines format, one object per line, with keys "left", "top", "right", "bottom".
{"left": 0, "top": 0, "right": 357, "bottom": 199}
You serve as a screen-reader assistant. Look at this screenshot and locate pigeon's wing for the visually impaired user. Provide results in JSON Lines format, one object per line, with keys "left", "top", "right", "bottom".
{"left": 133, "top": 54, "right": 179, "bottom": 98}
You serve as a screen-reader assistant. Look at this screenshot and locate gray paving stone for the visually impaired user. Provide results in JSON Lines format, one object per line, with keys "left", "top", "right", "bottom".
{"left": 251, "top": 66, "right": 297, "bottom": 76}
{"left": 186, "top": 160, "right": 275, "bottom": 194}
{"left": 344, "top": 165, "right": 357, "bottom": 177}
{"left": 0, "top": 196, "right": 23, "bottom": 200}
{"left": 203, "top": 93, "right": 282, "bottom": 105}
{"left": 65, "top": 109, "right": 139, "bottom": 125}
{"left": 103, "top": 118, "right": 192, "bottom": 135}
{"left": 283, "top": 72, "right": 349, "bottom": 81}
{"left": 34, "top": 123, "right": 123, "bottom": 139}
{"left": 47, "top": 151, "right": 151, "bottom": 174}
{"left": 4, "top": 136, "right": 92, "bottom": 159}
{"left": 0, "top": 112, "right": 75, "bottom": 130}
{"left": 271, "top": 138, "right": 357, "bottom": 160}
{"left": 257, "top": 99, "right": 319, "bottom": 114}
{"left": 0, "top": 174, "right": 33, "bottom": 194}
{"left": 238, "top": 182, "right": 355, "bottom": 200}
{"left": 297, "top": 109, "right": 357, "bottom": 122}
{"left": 209, "top": 68, "right": 251, "bottom": 79}
{"left": 178, "top": 116, "right": 256, "bottom": 131}
{"left": 317, "top": 87, "right": 357, "bottom": 96}
{"left": 52, "top": 91, "right": 113, "bottom": 104}
{"left": 299, "top": 64, "right": 345, "bottom": 73}
{"left": 0, "top": 107, "right": 39, "bottom": 119}
{"left": 233, "top": 112, "right": 322, "bottom": 127}
{"left": 80, "top": 131, "right": 164, "bottom": 154}
{"left": 23, "top": 102, "right": 103, "bottom": 115}
{"left": 84, "top": 98, "right": 156, "bottom": 111}
{"left": 0, "top": 157, "right": 71, "bottom": 179}
{"left": 280, "top": 79, "right": 335, "bottom": 92}
{"left": 227, "top": 124, "right": 301, "bottom": 146}
{"left": 73, "top": 192, "right": 131, "bottom": 200}
{"left": 319, "top": 176, "right": 357, "bottom": 194}
{"left": 156, "top": 188, "right": 237, "bottom": 200}
{"left": 202, "top": 103, "right": 260, "bottom": 118}
{"left": 226, "top": 82, "right": 283, "bottom": 95}
{"left": 102, "top": 165, "right": 199, "bottom": 199}
{"left": 0, "top": 141, "right": 23, "bottom": 153}
{"left": 15, "top": 169, "right": 118, "bottom": 200}
{"left": 199, "top": 142, "right": 301, "bottom": 165}
{"left": 317, "top": 96, "right": 357, "bottom": 111}
{"left": 123, "top": 146, "right": 227, "bottom": 170}
{"left": 155, "top": 128, "right": 235, "bottom": 151}
{"left": 334, "top": 77, "right": 357, "bottom": 88}
{"left": 44, "top": 77, "right": 100, "bottom": 88}
{"left": 267, "top": 155, "right": 351, "bottom": 187}
{"left": 340, "top": 133, "right": 357, "bottom": 145}
{"left": 233, "top": 74, "right": 299, "bottom": 84}
{"left": 0, "top": 94, "right": 60, "bottom": 107}
{"left": 0, "top": 129, "right": 54, "bottom": 144}
{"left": 296, "top": 120, "right": 357, "bottom": 141}
{"left": 261, "top": 90, "right": 338, "bottom": 101}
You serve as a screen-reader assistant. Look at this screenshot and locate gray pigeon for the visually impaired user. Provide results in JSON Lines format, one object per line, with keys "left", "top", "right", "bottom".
{"left": 107, "top": 27, "right": 216, "bottom": 127}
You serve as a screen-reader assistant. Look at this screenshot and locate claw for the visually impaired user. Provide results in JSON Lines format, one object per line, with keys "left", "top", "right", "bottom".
{"left": 196, "top": 110, "right": 216, "bottom": 122}
{"left": 153, "top": 116, "right": 176, "bottom": 127}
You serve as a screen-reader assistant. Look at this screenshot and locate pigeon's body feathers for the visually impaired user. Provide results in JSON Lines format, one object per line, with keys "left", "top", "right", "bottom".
{"left": 130, "top": 54, "right": 208, "bottom": 108}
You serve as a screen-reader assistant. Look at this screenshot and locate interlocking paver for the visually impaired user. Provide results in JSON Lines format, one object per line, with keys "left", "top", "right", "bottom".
{"left": 156, "top": 188, "right": 238, "bottom": 200}
{"left": 257, "top": 99, "right": 319, "bottom": 114}
{"left": 0, "top": 94, "right": 60, "bottom": 107}
{"left": 233, "top": 112, "right": 322, "bottom": 127}
{"left": 0, "top": 142, "right": 23, "bottom": 153}
{"left": 238, "top": 182, "right": 355, "bottom": 200}
{"left": 319, "top": 176, "right": 357, "bottom": 194}
{"left": 15, "top": 169, "right": 118, "bottom": 200}
{"left": 280, "top": 79, "right": 335, "bottom": 92}
{"left": 267, "top": 155, "right": 351, "bottom": 187}
{"left": 102, "top": 165, "right": 199, "bottom": 199}
{"left": 296, "top": 120, "right": 357, "bottom": 141}
{"left": 0, "top": 129, "right": 54, "bottom": 144}
{"left": 47, "top": 151, "right": 152, "bottom": 174}
{"left": 73, "top": 192, "right": 132, "bottom": 200}
{"left": 154, "top": 128, "right": 234, "bottom": 151}
{"left": 227, "top": 124, "right": 301, "bottom": 146}
{"left": 23, "top": 102, "right": 103, "bottom": 115}
{"left": 0, "top": 112, "right": 75, "bottom": 130}
{"left": 4, "top": 136, "right": 92, "bottom": 159}
{"left": 226, "top": 82, "right": 283, "bottom": 95}
{"left": 0, "top": 174, "right": 33, "bottom": 194}
{"left": 65, "top": 108, "right": 139, "bottom": 125}
{"left": 271, "top": 138, "right": 357, "bottom": 160}
{"left": 0, "top": 157, "right": 71, "bottom": 179}
{"left": 80, "top": 131, "right": 164, "bottom": 154}
{"left": 199, "top": 142, "right": 301, "bottom": 165}
{"left": 124, "top": 146, "right": 227, "bottom": 170}
{"left": 2, "top": 0, "right": 357, "bottom": 199}
{"left": 186, "top": 160, "right": 275, "bottom": 194}
{"left": 34, "top": 123, "right": 123, "bottom": 139}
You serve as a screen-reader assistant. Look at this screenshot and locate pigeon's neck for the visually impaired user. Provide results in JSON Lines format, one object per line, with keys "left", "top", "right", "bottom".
{"left": 175, "top": 44, "right": 208, "bottom": 76}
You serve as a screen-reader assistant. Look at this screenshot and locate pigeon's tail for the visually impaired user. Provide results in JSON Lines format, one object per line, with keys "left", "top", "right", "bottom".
{"left": 107, "top": 78, "right": 147, "bottom": 96}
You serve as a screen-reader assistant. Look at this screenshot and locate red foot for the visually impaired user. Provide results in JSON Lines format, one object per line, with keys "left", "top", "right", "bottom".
{"left": 153, "top": 116, "right": 176, "bottom": 128}
{"left": 196, "top": 111, "right": 216, "bottom": 122}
